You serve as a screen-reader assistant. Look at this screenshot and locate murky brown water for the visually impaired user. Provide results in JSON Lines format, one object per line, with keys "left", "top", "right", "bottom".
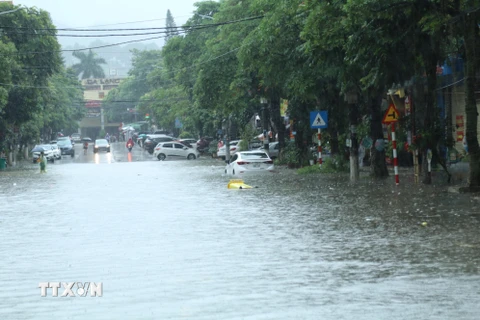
{"left": 0, "top": 143, "right": 479, "bottom": 319}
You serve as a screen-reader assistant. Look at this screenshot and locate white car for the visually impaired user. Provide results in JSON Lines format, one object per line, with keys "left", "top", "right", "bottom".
{"left": 31, "top": 145, "right": 55, "bottom": 163}
{"left": 225, "top": 150, "right": 274, "bottom": 175}
{"left": 178, "top": 138, "right": 197, "bottom": 149}
{"left": 153, "top": 142, "right": 200, "bottom": 161}
{"left": 217, "top": 140, "right": 242, "bottom": 160}
{"left": 50, "top": 144, "right": 62, "bottom": 159}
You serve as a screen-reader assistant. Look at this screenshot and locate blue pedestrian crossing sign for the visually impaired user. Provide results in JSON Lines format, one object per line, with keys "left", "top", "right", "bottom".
{"left": 310, "top": 111, "right": 328, "bottom": 129}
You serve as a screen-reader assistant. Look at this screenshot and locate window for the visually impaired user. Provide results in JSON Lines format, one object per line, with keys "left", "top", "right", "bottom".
{"left": 230, "top": 155, "right": 238, "bottom": 162}
{"left": 242, "top": 153, "right": 269, "bottom": 159}
{"left": 175, "top": 144, "right": 185, "bottom": 149}
{"left": 163, "top": 143, "right": 173, "bottom": 148}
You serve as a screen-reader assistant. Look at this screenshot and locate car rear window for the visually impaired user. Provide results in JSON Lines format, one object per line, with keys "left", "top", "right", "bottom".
{"left": 241, "top": 153, "right": 269, "bottom": 159}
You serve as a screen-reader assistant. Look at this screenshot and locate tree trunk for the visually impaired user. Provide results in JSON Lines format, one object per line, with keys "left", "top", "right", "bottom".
{"left": 422, "top": 47, "right": 438, "bottom": 185}
{"left": 464, "top": 9, "right": 480, "bottom": 189}
{"left": 349, "top": 101, "right": 359, "bottom": 182}
{"left": 270, "top": 93, "right": 285, "bottom": 152}
{"left": 370, "top": 95, "right": 389, "bottom": 178}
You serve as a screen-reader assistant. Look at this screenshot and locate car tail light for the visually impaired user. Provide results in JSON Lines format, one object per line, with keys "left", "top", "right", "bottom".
{"left": 237, "top": 161, "right": 250, "bottom": 165}
{"left": 231, "top": 147, "right": 237, "bottom": 151}
{"left": 264, "top": 160, "right": 273, "bottom": 164}
{"left": 155, "top": 147, "right": 161, "bottom": 151}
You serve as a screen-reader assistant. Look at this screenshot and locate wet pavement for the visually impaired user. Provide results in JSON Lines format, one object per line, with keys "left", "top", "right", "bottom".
{"left": 0, "top": 142, "right": 479, "bottom": 319}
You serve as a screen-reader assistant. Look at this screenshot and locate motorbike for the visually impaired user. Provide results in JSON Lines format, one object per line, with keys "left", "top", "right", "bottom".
{"left": 127, "top": 143, "right": 133, "bottom": 152}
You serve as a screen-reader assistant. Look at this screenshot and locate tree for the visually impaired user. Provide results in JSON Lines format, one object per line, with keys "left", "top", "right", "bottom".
{"left": 0, "top": 3, "right": 63, "bottom": 162}
{"left": 71, "top": 50, "right": 107, "bottom": 79}
{"left": 165, "top": 9, "right": 180, "bottom": 42}
{"left": 461, "top": 0, "right": 480, "bottom": 189}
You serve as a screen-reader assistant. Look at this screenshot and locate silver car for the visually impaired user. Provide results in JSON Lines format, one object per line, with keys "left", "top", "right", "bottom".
{"left": 257, "top": 141, "right": 279, "bottom": 159}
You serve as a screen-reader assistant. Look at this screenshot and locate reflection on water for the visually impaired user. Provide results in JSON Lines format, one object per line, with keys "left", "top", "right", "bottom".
{"left": 127, "top": 152, "right": 132, "bottom": 162}
{"left": 0, "top": 158, "right": 479, "bottom": 319}
{"left": 94, "top": 152, "right": 113, "bottom": 164}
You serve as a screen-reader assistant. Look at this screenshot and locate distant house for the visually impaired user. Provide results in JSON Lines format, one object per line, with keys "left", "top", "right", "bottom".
{"left": 79, "top": 78, "right": 125, "bottom": 139}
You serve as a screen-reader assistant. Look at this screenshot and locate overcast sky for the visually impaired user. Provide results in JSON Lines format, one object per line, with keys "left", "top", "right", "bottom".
{"left": 16, "top": 0, "right": 199, "bottom": 28}
{"left": 15, "top": 0, "right": 202, "bottom": 47}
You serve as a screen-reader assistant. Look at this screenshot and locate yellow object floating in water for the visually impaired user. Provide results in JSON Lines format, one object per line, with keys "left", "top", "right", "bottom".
{"left": 228, "top": 179, "right": 253, "bottom": 189}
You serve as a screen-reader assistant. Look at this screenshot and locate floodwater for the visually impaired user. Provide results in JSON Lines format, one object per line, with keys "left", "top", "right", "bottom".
{"left": 0, "top": 143, "right": 479, "bottom": 319}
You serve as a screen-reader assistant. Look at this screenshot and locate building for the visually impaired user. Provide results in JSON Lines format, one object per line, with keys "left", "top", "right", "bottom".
{"left": 79, "top": 78, "right": 124, "bottom": 139}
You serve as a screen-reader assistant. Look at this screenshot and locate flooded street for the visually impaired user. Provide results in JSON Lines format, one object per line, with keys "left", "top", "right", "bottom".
{"left": 1, "top": 142, "right": 479, "bottom": 319}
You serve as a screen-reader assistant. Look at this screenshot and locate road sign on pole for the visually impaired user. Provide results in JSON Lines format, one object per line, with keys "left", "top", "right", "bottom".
{"left": 382, "top": 104, "right": 400, "bottom": 124}
{"left": 310, "top": 111, "right": 328, "bottom": 129}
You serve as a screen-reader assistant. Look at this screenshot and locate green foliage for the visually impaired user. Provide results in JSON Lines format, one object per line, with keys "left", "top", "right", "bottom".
{"left": 297, "top": 156, "right": 349, "bottom": 174}
{"left": 276, "top": 142, "right": 301, "bottom": 166}
{"left": 99, "top": 129, "right": 106, "bottom": 138}
{"left": 209, "top": 140, "right": 219, "bottom": 153}
{"left": 178, "top": 131, "right": 193, "bottom": 139}
{"left": 165, "top": 9, "right": 180, "bottom": 42}
{"left": 297, "top": 165, "right": 323, "bottom": 174}
{"left": 239, "top": 124, "right": 257, "bottom": 151}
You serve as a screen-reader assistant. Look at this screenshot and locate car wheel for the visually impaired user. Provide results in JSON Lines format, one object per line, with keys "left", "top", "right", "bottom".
{"left": 59, "top": 156, "right": 62, "bottom": 160}
{"left": 107, "top": 148, "right": 110, "bottom": 152}
{"left": 50, "top": 158, "right": 54, "bottom": 163}
{"left": 187, "top": 154, "right": 196, "bottom": 160}
{"left": 221, "top": 156, "right": 226, "bottom": 160}
{"left": 33, "top": 159, "right": 37, "bottom": 164}
{"left": 158, "top": 153, "right": 166, "bottom": 161}
{"left": 148, "top": 150, "right": 153, "bottom": 155}
{"left": 71, "top": 153, "right": 74, "bottom": 158}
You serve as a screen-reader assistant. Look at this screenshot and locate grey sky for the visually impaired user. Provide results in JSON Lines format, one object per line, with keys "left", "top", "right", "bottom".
{"left": 15, "top": 0, "right": 201, "bottom": 47}
{"left": 16, "top": 0, "right": 199, "bottom": 28}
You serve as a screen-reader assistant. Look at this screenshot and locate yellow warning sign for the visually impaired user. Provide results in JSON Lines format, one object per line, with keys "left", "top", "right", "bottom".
{"left": 382, "top": 104, "right": 400, "bottom": 124}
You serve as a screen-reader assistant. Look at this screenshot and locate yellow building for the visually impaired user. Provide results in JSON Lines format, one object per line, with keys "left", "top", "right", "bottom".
{"left": 79, "top": 78, "right": 124, "bottom": 139}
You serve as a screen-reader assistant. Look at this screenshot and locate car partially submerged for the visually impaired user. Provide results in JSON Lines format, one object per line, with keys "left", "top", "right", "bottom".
{"left": 225, "top": 150, "right": 274, "bottom": 175}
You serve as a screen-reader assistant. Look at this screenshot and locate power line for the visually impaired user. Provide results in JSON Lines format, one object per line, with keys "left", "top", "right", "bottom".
{"left": 0, "top": 15, "right": 263, "bottom": 33}
{"left": 62, "top": 15, "right": 193, "bottom": 29}
{"left": 0, "top": 35, "right": 166, "bottom": 56}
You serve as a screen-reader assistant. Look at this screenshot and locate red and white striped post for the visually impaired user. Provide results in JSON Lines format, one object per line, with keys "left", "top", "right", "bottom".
{"left": 317, "top": 128, "right": 322, "bottom": 167}
{"left": 391, "top": 123, "right": 399, "bottom": 185}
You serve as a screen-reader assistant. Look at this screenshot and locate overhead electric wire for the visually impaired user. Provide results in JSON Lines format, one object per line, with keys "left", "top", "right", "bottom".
{"left": 0, "top": 35, "right": 167, "bottom": 57}
{"left": 0, "top": 15, "right": 264, "bottom": 33}
{"left": 0, "top": 42, "right": 245, "bottom": 90}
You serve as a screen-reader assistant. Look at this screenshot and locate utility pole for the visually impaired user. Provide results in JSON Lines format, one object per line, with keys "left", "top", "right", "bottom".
{"left": 346, "top": 91, "right": 359, "bottom": 182}
{"left": 260, "top": 97, "right": 269, "bottom": 154}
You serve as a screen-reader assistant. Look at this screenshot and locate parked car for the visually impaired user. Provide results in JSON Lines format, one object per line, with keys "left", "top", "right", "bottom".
{"left": 257, "top": 141, "right": 279, "bottom": 159}
{"left": 94, "top": 139, "right": 110, "bottom": 153}
{"left": 31, "top": 145, "right": 55, "bottom": 163}
{"left": 153, "top": 142, "right": 199, "bottom": 161}
{"left": 57, "top": 139, "right": 75, "bottom": 157}
{"left": 225, "top": 150, "right": 274, "bottom": 175}
{"left": 144, "top": 135, "right": 176, "bottom": 154}
{"left": 50, "top": 144, "right": 62, "bottom": 159}
{"left": 217, "top": 140, "right": 242, "bottom": 160}
{"left": 177, "top": 138, "right": 197, "bottom": 148}
{"left": 71, "top": 133, "right": 81, "bottom": 142}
